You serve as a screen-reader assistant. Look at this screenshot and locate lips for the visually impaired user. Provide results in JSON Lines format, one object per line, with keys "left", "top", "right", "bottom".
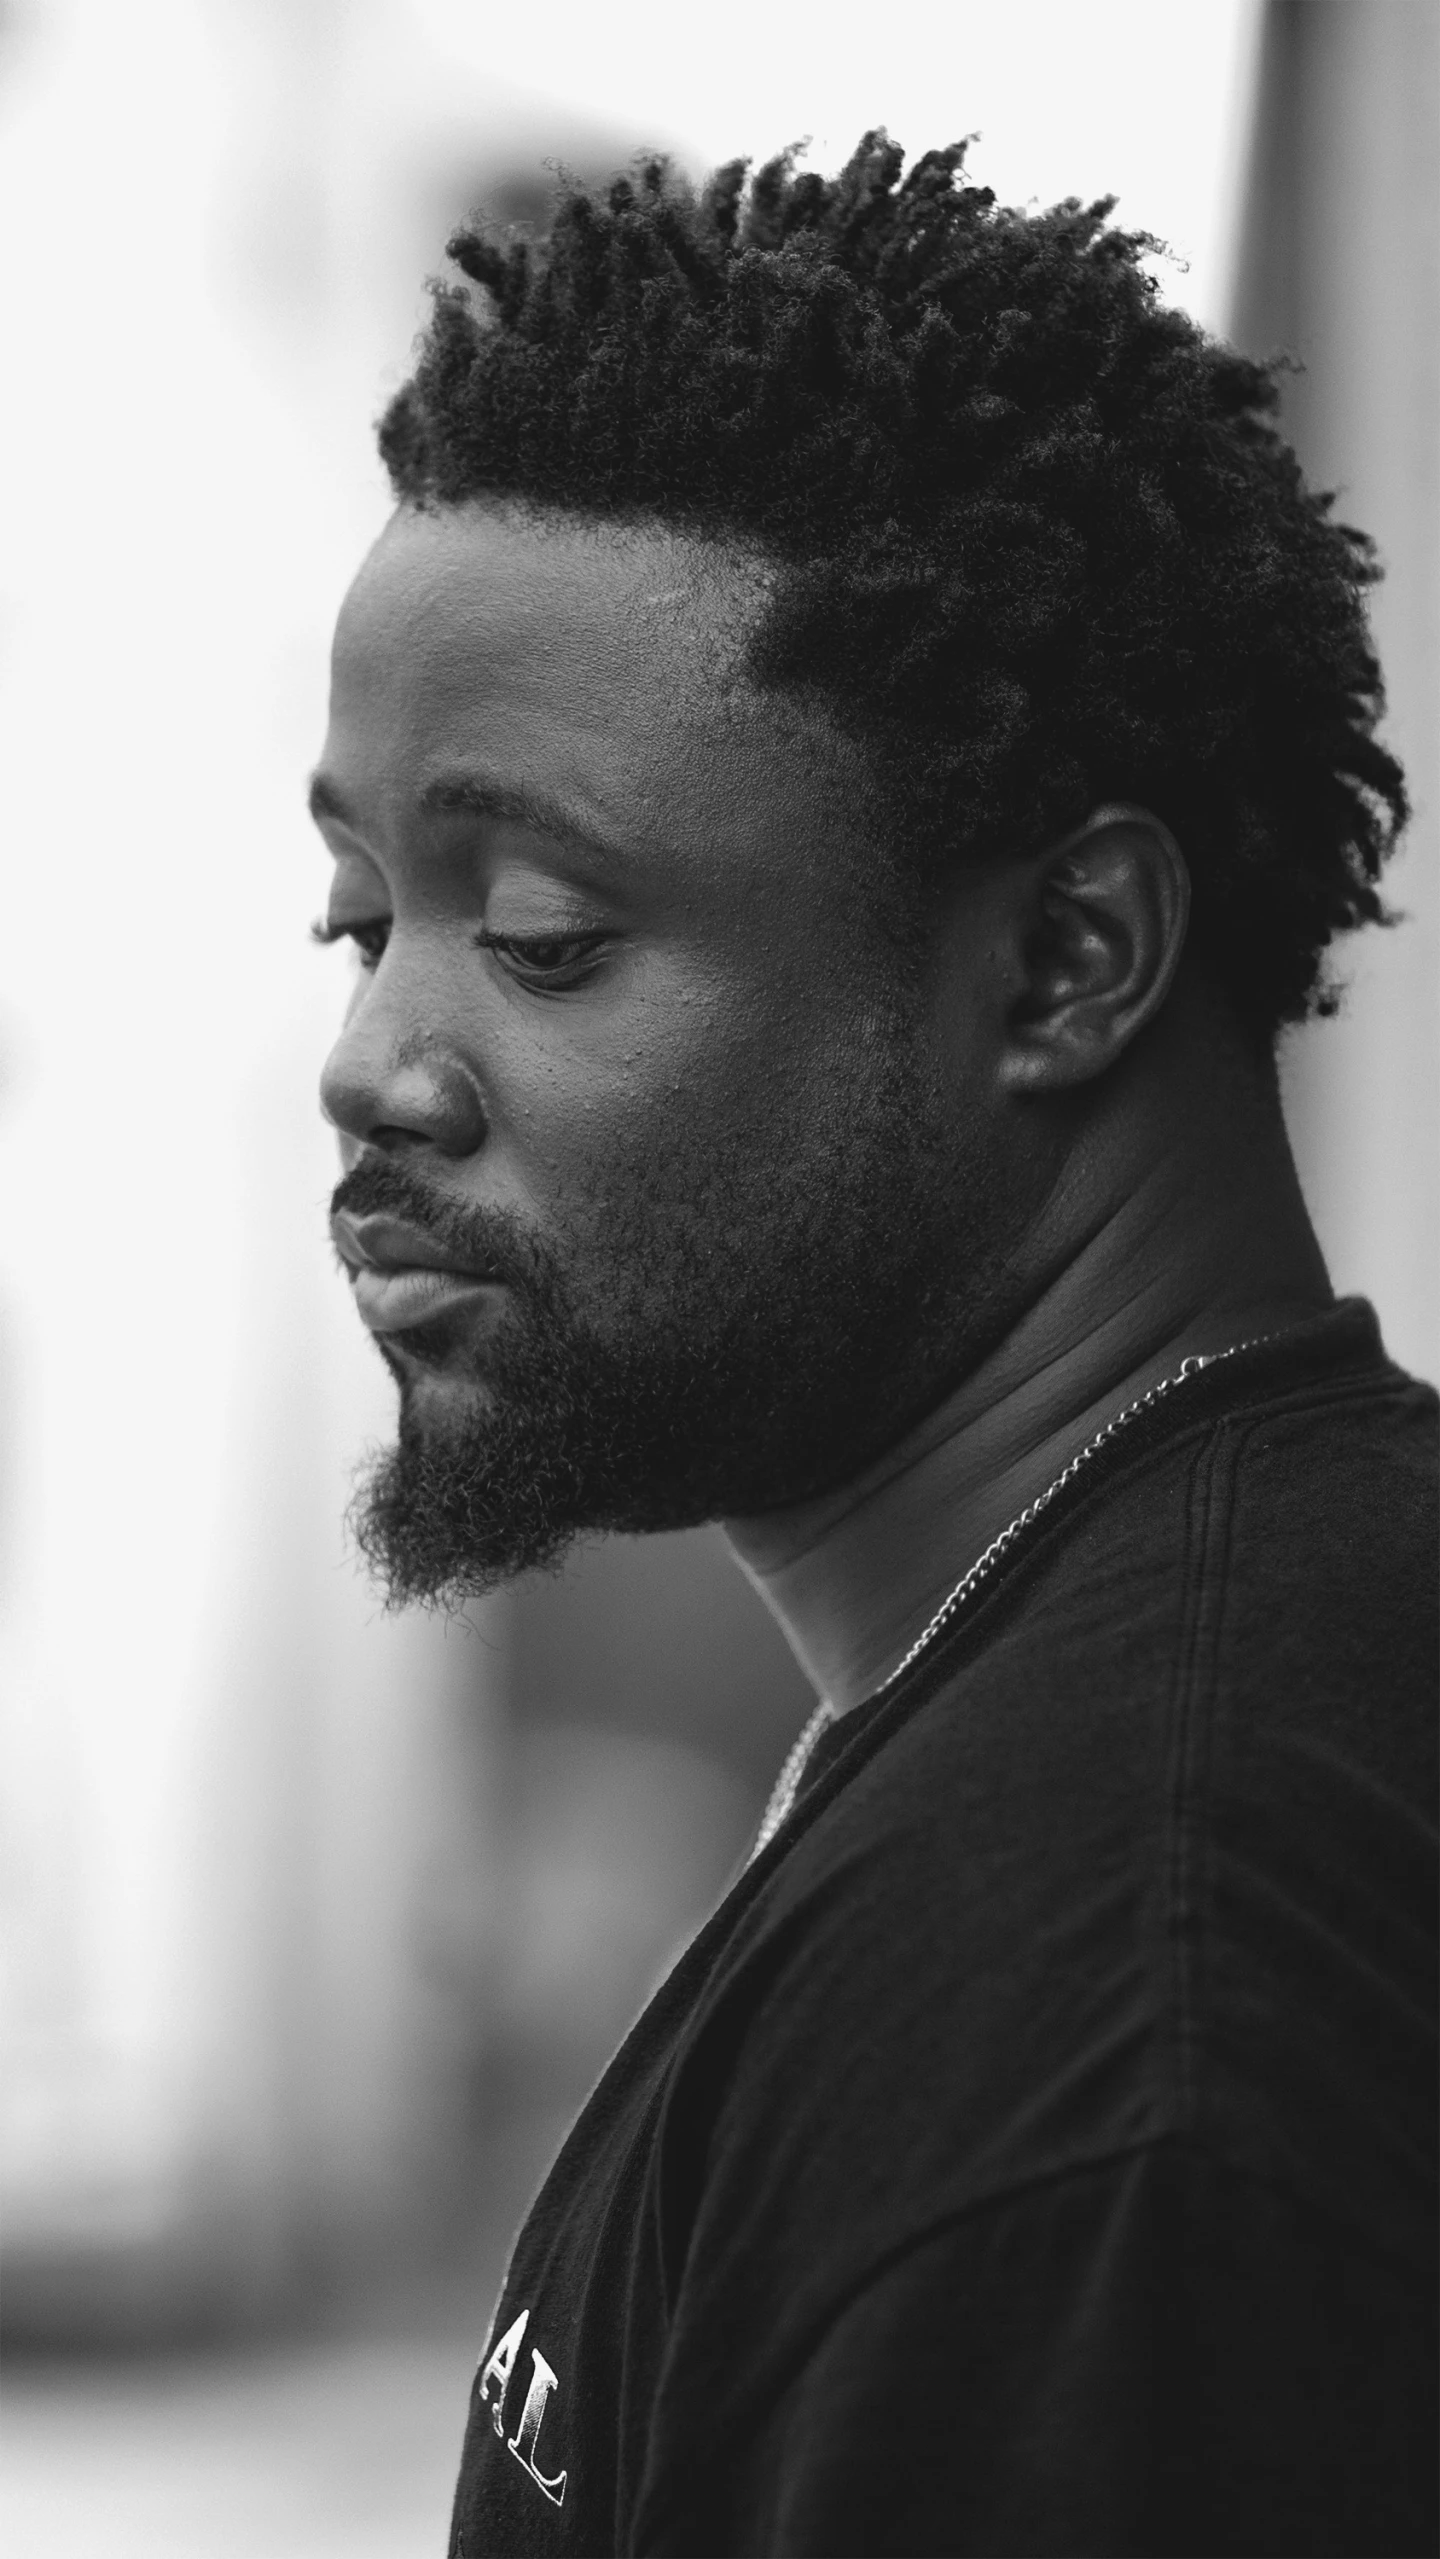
{"left": 330, "top": 1208, "right": 503, "bottom": 1338}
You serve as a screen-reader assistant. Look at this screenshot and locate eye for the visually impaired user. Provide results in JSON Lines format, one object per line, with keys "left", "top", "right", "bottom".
{"left": 311, "top": 916, "right": 391, "bottom": 972}
{"left": 475, "top": 928, "right": 608, "bottom": 990}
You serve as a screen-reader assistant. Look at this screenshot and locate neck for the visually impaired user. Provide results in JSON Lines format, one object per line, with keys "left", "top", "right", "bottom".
{"left": 725, "top": 1006, "right": 1331, "bottom": 1713}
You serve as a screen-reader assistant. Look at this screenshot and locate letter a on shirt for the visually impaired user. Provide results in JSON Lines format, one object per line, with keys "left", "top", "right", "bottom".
{"left": 477, "top": 2310, "right": 528, "bottom": 2437}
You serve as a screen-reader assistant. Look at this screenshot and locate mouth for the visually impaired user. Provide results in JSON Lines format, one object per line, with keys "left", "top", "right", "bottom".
{"left": 330, "top": 1208, "right": 505, "bottom": 1339}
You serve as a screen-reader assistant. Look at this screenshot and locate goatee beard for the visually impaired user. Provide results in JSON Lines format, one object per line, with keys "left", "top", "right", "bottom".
{"left": 339, "top": 1157, "right": 646, "bottom": 1608}
{"left": 336, "top": 1059, "right": 1008, "bottom": 1610}
{"left": 353, "top": 1355, "right": 608, "bottom": 1607}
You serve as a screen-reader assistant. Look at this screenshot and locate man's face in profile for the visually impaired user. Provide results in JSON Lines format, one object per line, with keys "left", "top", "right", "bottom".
{"left": 313, "top": 503, "right": 1020, "bottom": 1603}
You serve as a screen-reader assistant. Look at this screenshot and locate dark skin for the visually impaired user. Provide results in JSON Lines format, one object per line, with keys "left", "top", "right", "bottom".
{"left": 315, "top": 500, "right": 1331, "bottom": 1708}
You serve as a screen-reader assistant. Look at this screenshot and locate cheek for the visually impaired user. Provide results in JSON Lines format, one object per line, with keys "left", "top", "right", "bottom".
{"left": 476, "top": 892, "right": 894, "bottom": 1215}
{"left": 483, "top": 961, "right": 786, "bottom": 1156}
{"left": 511, "top": 1031, "right": 772, "bottom": 1195}
{"left": 540, "top": 1019, "right": 902, "bottom": 1242}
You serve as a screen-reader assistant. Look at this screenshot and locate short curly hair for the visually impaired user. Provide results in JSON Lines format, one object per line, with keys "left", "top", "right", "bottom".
{"left": 379, "top": 134, "right": 1405, "bottom": 1044}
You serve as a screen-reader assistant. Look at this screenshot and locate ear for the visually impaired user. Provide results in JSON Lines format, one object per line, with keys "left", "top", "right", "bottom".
{"left": 998, "top": 805, "right": 1191, "bottom": 1094}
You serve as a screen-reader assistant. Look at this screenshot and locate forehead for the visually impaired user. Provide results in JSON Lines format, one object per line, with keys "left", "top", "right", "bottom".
{"left": 325, "top": 502, "right": 871, "bottom": 873}
{"left": 334, "top": 501, "right": 765, "bottom": 702}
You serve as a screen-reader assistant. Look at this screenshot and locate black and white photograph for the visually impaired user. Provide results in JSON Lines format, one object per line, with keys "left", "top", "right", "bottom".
{"left": 0, "top": 2, "right": 1435, "bottom": 2552}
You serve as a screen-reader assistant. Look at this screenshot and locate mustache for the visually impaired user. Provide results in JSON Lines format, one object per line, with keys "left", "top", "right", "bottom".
{"left": 329, "top": 1157, "right": 552, "bottom": 1297}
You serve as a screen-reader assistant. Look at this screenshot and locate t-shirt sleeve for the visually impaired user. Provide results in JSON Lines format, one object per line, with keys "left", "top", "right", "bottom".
{"left": 640, "top": 2141, "right": 1436, "bottom": 2558}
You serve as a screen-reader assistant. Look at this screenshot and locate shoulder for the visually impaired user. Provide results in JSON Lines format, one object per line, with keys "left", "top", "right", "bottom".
{"left": 643, "top": 1330, "right": 1436, "bottom": 2537}
{"left": 911, "top": 1327, "right": 1440, "bottom": 1821}
{"left": 1198, "top": 1347, "right": 1437, "bottom": 1720}
{"left": 671, "top": 1332, "right": 1436, "bottom": 2287}
{"left": 786, "top": 1329, "right": 1438, "bottom": 1934}
{"left": 977, "top": 1325, "right": 1437, "bottom": 1729}
{"left": 1168, "top": 1354, "right": 1438, "bottom": 2250}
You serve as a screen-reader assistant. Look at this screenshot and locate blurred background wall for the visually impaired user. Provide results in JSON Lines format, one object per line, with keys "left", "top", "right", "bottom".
{"left": 1231, "top": 0, "right": 1437, "bottom": 1388}
{"left": 0, "top": 2, "right": 1432, "bottom": 2550}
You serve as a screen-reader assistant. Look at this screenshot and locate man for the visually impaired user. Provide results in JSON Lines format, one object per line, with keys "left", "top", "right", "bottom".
{"left": 311, "top": 139, "right": 1436, "bottom": 2556}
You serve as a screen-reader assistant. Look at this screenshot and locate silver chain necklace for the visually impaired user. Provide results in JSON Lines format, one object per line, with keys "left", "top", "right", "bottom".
{"left": 748, "top": 1333, "right": 1274, "bottom": 1863}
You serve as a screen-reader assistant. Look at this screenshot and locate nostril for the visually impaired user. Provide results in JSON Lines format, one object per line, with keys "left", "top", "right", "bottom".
{"left": 365, "top": 1123, "right": 428, "bottom": 1152}
{"left": 437, "top": 1066, "right": 488, "bottom": 1157}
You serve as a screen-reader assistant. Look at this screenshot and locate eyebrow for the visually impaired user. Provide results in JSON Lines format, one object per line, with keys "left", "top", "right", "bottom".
{"left": 306, "top": 766, "right": 625, "bottom": 868}
{"left": 419, "top": 771, "right": 626, "bottom": 866}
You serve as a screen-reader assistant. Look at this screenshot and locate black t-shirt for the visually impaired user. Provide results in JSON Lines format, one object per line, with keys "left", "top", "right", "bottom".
{"left": 449, "top": 1303, "right": 1438, "bottom": 2558}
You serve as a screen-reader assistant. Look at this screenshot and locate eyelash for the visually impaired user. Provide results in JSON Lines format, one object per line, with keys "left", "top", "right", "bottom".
{"left": 310, "top": 919, "right": 606, "bottom": 986}
{"left": 311, "top": 917, "right": 389, "bottom": 970}
{"left": 474, "top": 927, "right": 606, "bottom": 987}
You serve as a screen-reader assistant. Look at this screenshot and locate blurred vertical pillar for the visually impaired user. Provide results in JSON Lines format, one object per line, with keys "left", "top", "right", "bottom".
{"left": 0, "top": 0, "right": 508, "bottom": 2343}
{"left": 1229, "top": 0, "right": 1439, "bottom": 1381}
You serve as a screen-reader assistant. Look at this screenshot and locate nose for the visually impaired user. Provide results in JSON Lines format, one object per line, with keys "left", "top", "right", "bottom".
{"left": 320, "top": 987, "right": 487, "bottom": 1158}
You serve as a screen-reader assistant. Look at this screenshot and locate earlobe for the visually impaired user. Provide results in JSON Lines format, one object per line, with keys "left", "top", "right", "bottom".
{"left": 999, "top": 805, "right": 1190, "bottom": 1095}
